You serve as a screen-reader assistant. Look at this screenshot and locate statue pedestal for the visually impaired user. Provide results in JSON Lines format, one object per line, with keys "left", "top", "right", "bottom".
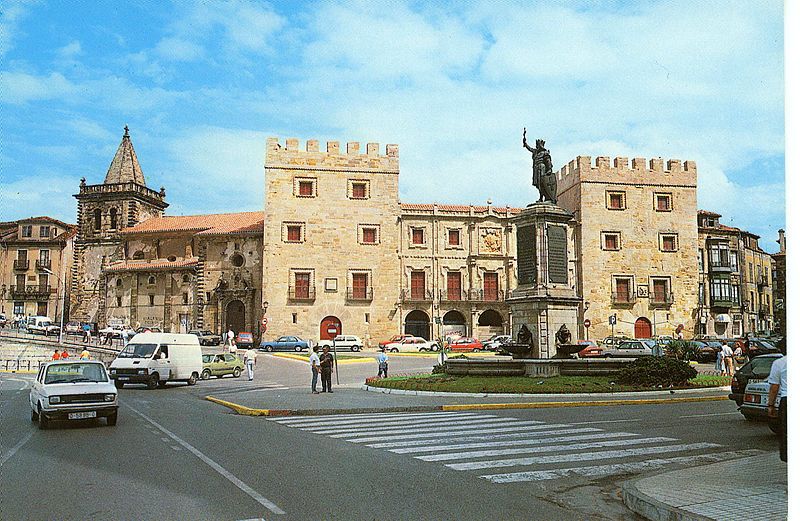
{"left": 508, "top": 202, "right": 581, "bottom": 359}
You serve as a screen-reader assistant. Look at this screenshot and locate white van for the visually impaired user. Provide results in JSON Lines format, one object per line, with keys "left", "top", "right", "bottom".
{"left": 109, "top": 333, "right": 202, "bottom": 389}
{"left": 26, "top": 316, "right": 60, "bottom": 336}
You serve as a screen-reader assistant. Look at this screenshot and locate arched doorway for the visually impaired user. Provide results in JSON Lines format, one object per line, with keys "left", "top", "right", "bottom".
{"left": 476, "top": 309, "right": 504, "bottom": 339}
{"left": 442, "top": 310, "right": 467, "bottom": 339}
{"left": 404, "top": 310, "right": 431, "bottom": 340}
{"left": 320, "top": 316, "right": 342, "bottom": 341}
{"left": 226, "top": 300, "right": 245, "bottom": 335}
{"left": 634, "top": 317, "right": 652, "bottom": 338}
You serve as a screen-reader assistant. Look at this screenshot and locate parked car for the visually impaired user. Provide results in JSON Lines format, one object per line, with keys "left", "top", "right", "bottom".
{"left": 379, "top": 334, "right": 414, "bottom": 349}
{"left": 318, "top": 335, "right": 364, "bottom": 352}
{"left": 260, "top": 336, "right": 311, "bottom": 352}
{"left": 694, "top": 340, "right": 723, "bottom": 363}
{"left": 729, "top": 353, "right": 783, "bottom": 406}
{"left": 577, "top": 340, "right": 604, "bottom": 358}
{"left": 27, "top": 316, "right": 60, "bottom": 336}
{"left": 447, "top": 337, "right": 484, "bottom": 352}
{"left": 0, "top": 314, "right": 6, "bottom": 328}
{"left": 600, "top": 336, "right": 632, "bottom": 347}
{"left": 29, "top": 360, "right": 118, "bottom": 429}
{"left": 189, "top": 330, "right": 222, "bottom": 346}
{"left": 482, "top": 334, "right": 512, "bottom": 351}
{"left": 739, "top": 380, "right": 780, "bottom": 433}
{"left": 99, "top": 324, "right": 136, "bottom": 339}
{"left": 235, "top": 332, "right": 254, "bottom": 348}
{"left": 383, "top": 336, "right": 438, "bottom": 353}
{"left": 64, "top": 321, "right": 85, "bottom": 335}
{"left": 201, "top": 353, "right": 244, "bottom": 379}
{"left": 601, "top": 339, "right": 655, "bottom": 358}
{"left": 745, "top": 338, "right": 780, "bottom": 357}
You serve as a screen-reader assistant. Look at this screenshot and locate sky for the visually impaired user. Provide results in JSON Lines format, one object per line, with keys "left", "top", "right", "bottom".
{"left": 0, "top": 0, "right": 785, "bottom": 253}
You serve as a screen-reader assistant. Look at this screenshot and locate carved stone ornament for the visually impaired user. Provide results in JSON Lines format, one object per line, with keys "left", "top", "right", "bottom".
{"left": 481, "top": 228, "right": 502, "bottom": 253}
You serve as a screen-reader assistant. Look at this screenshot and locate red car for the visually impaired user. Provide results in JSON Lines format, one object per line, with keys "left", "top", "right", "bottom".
{"left": 380, "top": 334, "right": 414, "bottom": 348}
{"left": 577, "top": 340, "right": 604, "bottom": 358}
{"left": 448, "top": 337, "right": 483, "bottom": 352}
{"left": 236, "top": 332, "right": 254, "bottom": 348}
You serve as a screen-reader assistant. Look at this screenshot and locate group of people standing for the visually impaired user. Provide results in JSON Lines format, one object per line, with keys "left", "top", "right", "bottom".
{"left": 309, "top": 345, "right": 335, "bottom": 393}
{"left": 714, "top": 339, "right": 749, "bottom": 376}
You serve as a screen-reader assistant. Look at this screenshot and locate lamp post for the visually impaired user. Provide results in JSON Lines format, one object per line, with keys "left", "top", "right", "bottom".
{"left": 42, "top": 267, "right": 64, "bottom": 345}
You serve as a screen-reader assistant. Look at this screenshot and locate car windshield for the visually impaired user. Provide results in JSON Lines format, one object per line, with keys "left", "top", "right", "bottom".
{"left": 750, "top": 356, "right": 780, "bottom": 376}
{"left": 44, "top": 363, "right": 108, "bottom": 384}
{"left": 619, "top": 342, "right": 641, "bottom": 349}
{"left": 202, "top": 354, "right": 213, "bottom": 363}
{"left": 117, "top": 343, "right": 158, "bottom": 359}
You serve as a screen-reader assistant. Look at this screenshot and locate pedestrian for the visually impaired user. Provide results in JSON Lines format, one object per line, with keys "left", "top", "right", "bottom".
{"left": 310, "top": 345, "right": 321, "bottom": 394}
{"left": 244, "top": 347, "right": 257, "bottom": 381}
{"left": 226, "top": 327, "right": 235, "bottom": 348}
{"left": 767, "top": 339, "right": 787, "bottom": 462}
{"left": 122, "top": 329, "right": 129, "bottom": 346}
{"left": 104, "top": 331, "right": 114, "bottom": 346}
{"left": 51, "top": 349, "right": 61, "bottom": 361}
{"left": 80, "top": 348, "right": 90, "bottom": 360}
{"left": 320, "top": 345, "right": 334, "bottom": 393}
{"left": 377, "top": 348, "right": 389, "bottom": 378}
{"left": 82, "top": 323, "right": 91, "bottom": 343}
{"left": 715, "top": 347, "right": 723, "bottom": 374}
{"left": 720, "top": 341, "right": 734, "bottom": 376}
{"left": 60, "top": 348, "right": 69, "bottom": 359}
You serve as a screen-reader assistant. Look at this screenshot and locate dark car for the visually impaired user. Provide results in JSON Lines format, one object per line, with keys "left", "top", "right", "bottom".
{"left": 694, "top": 340, "right": 723, "bottom": 363}
{"left": 728, "top": 353, "right": 783, "bottom": 407}
{"left": 745, "top": 339, "right": 780, "bottom": 357}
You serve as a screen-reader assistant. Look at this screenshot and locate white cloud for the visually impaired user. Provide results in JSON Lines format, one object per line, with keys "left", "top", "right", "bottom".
{"left": 56, "top": 40, "right": 81, "bottom": 58}
{"left": 0, "top": 71, "right": 77, "bottom": 103}
{"left": 0, "top": 1, "right": 34, "bottom": 57}
{"left": 0, "top": 174, "right": 77, "bottom": 224}
{"left": 154, "top": 37, "right": 203, "bottom": 62}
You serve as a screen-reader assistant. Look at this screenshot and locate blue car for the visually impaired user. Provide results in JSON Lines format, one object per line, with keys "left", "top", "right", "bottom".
{"left": 259, "top": 336, "right": 310, "bottom": 352}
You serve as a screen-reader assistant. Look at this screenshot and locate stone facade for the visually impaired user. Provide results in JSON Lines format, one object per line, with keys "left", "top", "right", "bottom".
{"left": 771, "top": 230, "right": 785, "bottom": 336}
{"left": 557, "top": 156, "right": 699, "bottom": 340}
{"left": 738, "top": 232, "right": 774, "bottom": 335}
{"left": 0, "top": 217, "right": 75, "bottom": 320}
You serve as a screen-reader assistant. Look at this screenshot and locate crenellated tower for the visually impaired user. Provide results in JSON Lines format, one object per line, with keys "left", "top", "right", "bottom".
{"left": 70, "top": 126, "right": 169, "bottom": 323}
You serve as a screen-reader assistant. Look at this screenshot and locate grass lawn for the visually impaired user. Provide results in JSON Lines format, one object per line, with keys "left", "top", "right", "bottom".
{"left": 365, "top": 373, "right": 731, "bottom": 394}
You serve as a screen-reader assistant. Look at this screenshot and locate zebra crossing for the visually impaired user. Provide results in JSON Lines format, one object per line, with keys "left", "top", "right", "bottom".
{"left": 269, "top": 411, "right": 761, "bottom": 483}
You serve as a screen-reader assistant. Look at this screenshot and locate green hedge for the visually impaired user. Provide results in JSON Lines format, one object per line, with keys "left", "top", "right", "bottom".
{"left": 617, "top": 356, "right": 698, "bottom": 387}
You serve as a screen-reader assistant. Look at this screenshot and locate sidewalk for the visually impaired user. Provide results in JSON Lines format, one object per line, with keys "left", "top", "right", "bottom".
{"left": 622, "top": 452, "right": 787, "bottom": 521}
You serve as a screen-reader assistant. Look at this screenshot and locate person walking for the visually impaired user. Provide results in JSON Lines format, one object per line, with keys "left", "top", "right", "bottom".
{"left": 714, "top": 347, "right": 723, "bottom": 374}
{"left": 767, "top": 339, "right": 787, "bottom": 462}
{"left": 720, "top": 341, "right": 734, "bottom": 376}
{"left": 51, "top": 349, "right": 61, "bottom": 361}
{"left": 60, "top": 348, "right": 69, "bottom": 359}
{"left": 244, "top": 347, "right": 257, "bottom": 381}
{"left": 320, "top": 345, "right": 334, "bottom": 393}
{"left": 309, "top": 346, "right": 321, "bottom": 394}
{"left": 82, "top": 323, "right": 91, "bottom": 343}
{"left": 377, "top": 348, "right": 389, "bottom": 378}
{"left": 226, "top": 327, "right": 235, "bottom": 349}
{"left": 80, "top": 348, "right": 90, "bottom": 360}
{"left": 121, "top": 328, "right": 129, "bottom": 347}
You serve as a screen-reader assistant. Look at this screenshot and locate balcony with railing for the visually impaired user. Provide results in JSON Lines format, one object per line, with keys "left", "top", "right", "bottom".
{"left": 757, "top": 274, "right": 769, "bottom": 288}
{"left": 35, "top": 260, "right": 52, "bottom": 271}
{"left": 346, "top": 287, "right": 373, "bottom": 301}
{"left": 400, "top": 288, "right": 434, "bottom": 302}
{"left": 467, "top": 289, "right": 507, "bottom": 302}
{"left": 650, "top": 292, "right": 674, "bottom": 308}
{"left": 10, "top": 285, "right": 52, "bottom": 299}
{"left": 440, "top": 289, "right": 468, "bottom": 302}
{"left": 611, "top": 290, "right": 636, "bottom": 305}
{"left": 287, "top": 285, "right": 316, "bottom": 301}
{"left": 13, "top": 260, "right": 29, "bottom": 270}
{"left": 710, "top": 295, "right": 737, "bottom": 309}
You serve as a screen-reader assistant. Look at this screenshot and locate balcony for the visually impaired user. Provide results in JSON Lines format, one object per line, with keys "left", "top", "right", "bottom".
{"left": 650, "top": 292, "right": 675, "bottom": 308}
{"left": 287, "top": 285, "right": 316, "bottom": 301}
{"left": 611, "top": 291, "right": 636, "bottom": 305}
{"left": 707, "top": 260, "right": 732, "bottom": 273}
{"left": 710, "top": 297, "right": 736, "bottom": 309}
{"left": 757, "top": 275, "right": 769, "bottom": 288}
{"left": 440, "top": 289, "right": 467, "bottom": 302}
{"left": 10, "top": 285, "right": 52, "bottom": 299}
{"left": 36, "top": 260, "right": 52, "bottom": 271}
{"left": 346, "top": 287, "right": 373, "bottom": 301}
{"left": 400, "top": 289, "right": 433, "bottom": 302}
{"left": 759, "top": 305, "right": 771, "bottom": 317}
{"left": 467, "top": 289, "right": 507, "bottom": 302}
{"left": 13, "top": 260, "right": 29, "bottom": 270}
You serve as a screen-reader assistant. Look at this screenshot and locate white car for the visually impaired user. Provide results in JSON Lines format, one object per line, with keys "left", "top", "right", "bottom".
{"left": 30, "top": 360, "right": 118, "bottom": 429}
{"left": 384, "top": 336, "right": 438, "bottom": 353}
{"left": 318, "top": 335, "right": 363, "bottom": 352}
{"left": 99, "top": 324, "right": 136, "bottom": 339}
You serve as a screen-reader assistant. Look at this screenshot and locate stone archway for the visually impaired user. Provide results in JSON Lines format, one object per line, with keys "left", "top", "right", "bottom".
{"left": 225, "top": 300, "right": 245, "bottom": 335}
{"left": 404, "top": 310, "right": 431, "bottom": 340}
{"left": 442, "top": 310, "right": 467, "bottom": 339}
{"left": 476, "top": 309, "right": 504, "bottom": 339}
{"left": 634, "top": 317, "right": 652, "bottom": 339}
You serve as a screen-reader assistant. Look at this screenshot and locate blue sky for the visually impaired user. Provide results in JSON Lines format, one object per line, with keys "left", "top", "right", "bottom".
{"left": 0, "top": 0, "right": 785, "bottom": 252}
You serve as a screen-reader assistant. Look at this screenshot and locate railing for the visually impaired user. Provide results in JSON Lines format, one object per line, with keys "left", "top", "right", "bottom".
{"left": 288, "top": 285, "right": 316, "bottom": 301}
{"left": 710, "top": 297, "right": 736, "bottom": 308}
{"left": 611, "top": 291, "right": 636, "bottom": 304}
{"left": 440, "top": 289, "right": 468, "bottom": 302}
{"left": 10, "top": 285, "right": 52, "bottom": 299}
{"left": 13, "top": 259, "right": 29, "bottom": 270}
{"left": 346, "top": 287, "right": 373, "bottom": 301}
{"left": 650, "top": 292, "right": 674, "bottom": 307}
{"left": 400, "top": 289, "right": 434, "bottom": 302}
{"left": 36, "top": 260, "right": 52, "bottom": 270}
{"left": 467, "top": 289, "right": 506, "bottom": 302}
{"left": 757, "top": 275, "right": 769, "bottom": 287}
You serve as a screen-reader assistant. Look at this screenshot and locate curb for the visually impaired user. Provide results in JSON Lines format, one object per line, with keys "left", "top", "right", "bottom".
{"left": 205, "top": 395, "right": 445, "bottom": 417}
{"left": 270, "top": 353, "right": 373, "bottom": 365}
{"left": 622, "top": 476, "right": 715, "bottom": 521}
{"left": 360, "top": 385, "right": 730, "bottom": 398}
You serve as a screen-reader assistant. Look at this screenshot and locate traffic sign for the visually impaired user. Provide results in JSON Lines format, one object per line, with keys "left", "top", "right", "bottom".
{"left": 584, "top": 319, "right": 591, "bottom": 328}
{"left": 327, "top": 327, "right": 338, "bottom": 334}
{"left": 608, "top": 314, "right": 617, "bottom": 325}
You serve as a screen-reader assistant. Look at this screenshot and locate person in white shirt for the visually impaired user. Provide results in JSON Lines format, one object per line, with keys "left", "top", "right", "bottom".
{"left": 227, "top": 328, "right": 236, "bottom": 352}
{"left": 243, "top": 348, "right": 257, "bottom": 381}
{"left": 309, "top": 346, "right": 321, "bottom": 394}
{"left": 767, "top": 339, "right": 787, "bottom": 462}
{"left": 377, "top": 348, "right": 389, "bottom": 378}
{"left": 720, "top": 342, "right": 734, "bottom": 376}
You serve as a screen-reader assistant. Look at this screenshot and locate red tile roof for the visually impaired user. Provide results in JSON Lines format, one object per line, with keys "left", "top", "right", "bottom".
{"left": 120, "top": 212, "right": 263, "bottom": 236}
{"left": 104, "top": 258, "right": 199, "bottom": 273}
{"left": 697, "top": 209, "right": 722, "bottom": 217}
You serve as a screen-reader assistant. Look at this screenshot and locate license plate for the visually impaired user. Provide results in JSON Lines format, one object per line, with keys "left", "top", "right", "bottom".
{"left": 117, "top": 376, "right": 129, "bottom": 380}
{"left": 68, "top": 411, "right": 97, "bottom": 420}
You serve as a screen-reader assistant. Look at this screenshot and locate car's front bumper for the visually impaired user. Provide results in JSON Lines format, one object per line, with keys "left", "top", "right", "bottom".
{"left": 41, "top": 404, "right": 118, "bottom": 421}
{"left": 111, "top": 374, "right": 150, "bottom": 383}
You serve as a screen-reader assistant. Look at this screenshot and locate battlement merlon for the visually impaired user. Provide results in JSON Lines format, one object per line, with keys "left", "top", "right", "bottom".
{"left": 557, "top": 155, "right": 697, "bottom": 186}
{"left": 265, "top": 137, "right": 399, "bottom": 173}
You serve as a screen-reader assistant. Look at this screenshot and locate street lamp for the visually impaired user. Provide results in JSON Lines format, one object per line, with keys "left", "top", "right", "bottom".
{"left": 42, "top": 267, "right": 64, "bottom": 345}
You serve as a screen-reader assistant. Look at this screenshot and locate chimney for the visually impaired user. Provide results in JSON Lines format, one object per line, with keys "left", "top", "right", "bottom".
{"left": 778, "top": 229, "right": 785, "bottom": 254}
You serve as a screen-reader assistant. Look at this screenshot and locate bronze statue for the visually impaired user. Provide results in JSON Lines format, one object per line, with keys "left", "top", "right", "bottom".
{"left": 523, "top": 129, "right": 557, "bottom": 204}
{"left": 555, "top": 324, "right": 572, "bottom": 345}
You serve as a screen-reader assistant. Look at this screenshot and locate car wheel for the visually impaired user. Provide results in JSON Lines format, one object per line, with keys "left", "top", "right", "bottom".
{"left": 473, "top": 348, "right": 480, "bottom": 352}
{"left": 147, "top": 374, "right": 159, "bottom": 390}
{"left": 294, "top": 345, "right": 302, "bottom": 352}
{"left": 420, "top": 347, "right": 428, "bottom": 352}
{"left": 114, "top": 381, "right": 125, "bottom": 389}
{"left": 604, "top": 354, "right": 612, "bottom": 359}
{"left": 742, "top": 413, "right": 758, "bottom": 421}
{"left": 31, "top": 408, "right": 38, "bottom": 422}
{"left": 266, "top": 346, "right": 274, "bottom": 352}
{"left": 157, "top": 380, "right": 168, "bottom": 388}
{"left": 37, "top": 405, "right": 48, "bottom": 430}
{"left": 201, "top": 369, "right": 211, "bottom": 380}
{"left": 233, "top": 367, "right": 242, "bottom": 378}
{"left": 107, "top": 412, "right": 118, "bottom": 427}
{"left": 391, "top": 348, "right": 399, "bottom": 353}
{"left": 351, "top": 346, "right": 358, "bottom": 352}
{"left": 187, "top": 373, "right": 198, "bottom": 386}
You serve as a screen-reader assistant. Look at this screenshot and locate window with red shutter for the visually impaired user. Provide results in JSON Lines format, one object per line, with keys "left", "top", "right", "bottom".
{"left": 448, "top": 229, "right": 460, "bottom": 246}
{"left": 412, "top": 228, "right": 424, "bottom": 245}
{"left": 603, "top": 233, "right": 619, "bottom": 250}
{"left": 362, "top": 227, "right": 376, "bottom": 244}
{"left": 483, "top": 272, "right": 498, "bottom": 301}
{"left": 352, "top": 273, "right": 368, "bottom": 299}
{"left": 287, "top": 225, "right": 301, "bottom": 242}
{"left": 411, "top": 271, "right": 425, "bottom": 300}
{"left": 447, "top": 272, "right": 462, "bottom": 300}
{"left": 352, "top": 183, "right": 366, "bottom": 199}
{"left": 653, "top": 279, "right": 668, "bottom": 302}
{"left": 615, "top": 278, "right": 630, "bottom": 302}
{"left": 298, "top": 181, "right": 314, "bottom": 196}
{"left": 295, "top": 272, "right": 310, "bottom": 299}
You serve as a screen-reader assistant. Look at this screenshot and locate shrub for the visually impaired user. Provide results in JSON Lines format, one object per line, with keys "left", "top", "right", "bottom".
{"left": 432, "top": 363, "right": 445, "bottom": 374}
{"left": 665, "top": 340, "right": 697, "bottom": 361}
{"left": 617, "top": 356, "right": 698, "bottom": 387}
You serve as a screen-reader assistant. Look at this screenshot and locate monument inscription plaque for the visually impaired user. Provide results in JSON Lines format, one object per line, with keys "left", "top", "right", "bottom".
{"left": 517, "top": 224, "right": 537, "bottom": 285}
{"left": 546, "top": 224, "right": 568, "bottom": 284}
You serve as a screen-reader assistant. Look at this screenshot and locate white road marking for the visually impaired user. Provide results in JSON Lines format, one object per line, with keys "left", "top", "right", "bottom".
{"left": 171, "top": 445, "right": 182, "bottom": 451}
{"left": 295, "top": 412, "right": 495, "bottom": 430}
{"left": 569, "top": 419, "right": 641, "bottom": 425}
{"left": 345, "top": 422, "right": 548, "bottom": 443}
{"left": 272, "top": 411, "right": 480, "bottom": 425}
{"left": 386, "top": 429, "right": 624, "bottom": 454}
{"left": 678, "top": 412, "right": 741, "bottom": 418}
{"left": 240, "top": 387, "right": 289, "bottom": 393}
{"left": 126, "top": 404, "right": 285, "bottom": 515}
{"left": 416, "top": 436, "right": 676, "bottom": 462}
{"left": 446, "top": 442, "right": 721, "bottom": 471}
{"left": 481, "top": 450, "right": 764, "bottom": 483}
{"left": 310, "top": 416, "right": 519, "bottom": 435}
{"left": 363, "top": 423, "right": 580, "bottom": 448}
{"left": 0, "top": 432, "right": 33, "bottom": 468}
{"left": 329, "top": 419, "right": 543, "bottom": 438}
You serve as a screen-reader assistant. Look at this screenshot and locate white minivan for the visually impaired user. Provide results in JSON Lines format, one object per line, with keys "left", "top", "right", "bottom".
{"left": 109, "top": 333, "right": 203, "bottom": 389}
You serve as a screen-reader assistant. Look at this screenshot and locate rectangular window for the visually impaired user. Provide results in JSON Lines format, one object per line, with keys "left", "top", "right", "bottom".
{"left": 38, "top": 274, "right": 48, "bottom": 288}
{"left": 13, "top": 302, "right": 24, "bottom": 315}
{"left": 298, "top": 181, "right": 313, "bottom": 196}
{"left": 660, "top": 233, "right": 678, "bottom": 252}
{"left": 116, "top": 296, "right": 122, "bottom": 307}
{"left": 447, "top": 272, "right": 462, "bottom": 301}
{"left": 614, "top": 277, "right": 632, "bottom": 303}
{"left": 16, "top": 274, "right": 25, "bottom": 288}
{"left": 362, "top": 227, "right": 377, "bottom": 244}
{"left": 607, "top": 191, "right": 625, "bottom": 210}
{"left": 39, "top": 226, "right": 51, "bottom": 238}
{"left": 708, "top": 242, "right": 730, "bottom": 267}
{"left": 710, "top": 276, "right": 733, "bottom": 303}
{"left": 294, "top": 272, "right": 311, "bottom": 299}
{"left": 699, "top": 282, "right": 705, "bottom": 305}
{"left": 287, "top": 226, "right": 301, "bottom": 242}
{"left": 411, "top": 271, "right": 426, "bottom": 300}
{"left": 483, "top": 272, "right": 499, "bottom": 301}
{"left": 352, "top": 273, "right": 368, "bottom": 299}
{"left": 655, "top": 193, "right": 672, "bottom": 211}
{"left": 39, "top": 249, "right": 50, "bottom": 262}
{"left": 21, "top": 225, "right": 32, "bottom": 238}
{"left": 448, "top": 229, "right": 460, "bottom": 246}
{"left": 698, "top": 249, "right": 704, "bottom": 271}
{"left": 365, "top": 313, "right": 370, "bottom": 323}
{"left": 292, "top": 313, "right": 297, "bottom": 324}
{"left": 182, "top": 293, "right": 188, "bottom": 304}
{"left": 412, "top": 228, "right": 425, "bottom": 245}
{"left": 652, "top": 278, "right": 670, "bottom": 303}
{"left": 729, "top": 251, "right": 738, "bottom": 271}
{"left": 149, "top": 295, "right": 155, "bottom": 306}
{"left": 602, "top": 232, "right": 620, "bottom": 251}
{"left": 352, "top": 183, "right": 367, "bottom": 199}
